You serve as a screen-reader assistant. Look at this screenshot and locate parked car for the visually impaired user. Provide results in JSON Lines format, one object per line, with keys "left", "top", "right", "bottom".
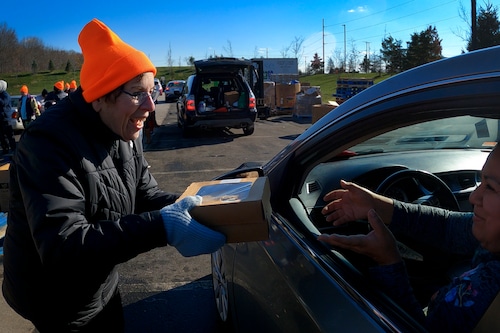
{"left": 210, "top": 46, "right": 500, "bottom": 332}
{"left": 6, "top": 95, "right": 24, "bottom": 132}
{"left": 176, "top": 58, "right": 257, "bottom": 136}
{"left": 164, "top": 80, "right": 185, "bottom": 102}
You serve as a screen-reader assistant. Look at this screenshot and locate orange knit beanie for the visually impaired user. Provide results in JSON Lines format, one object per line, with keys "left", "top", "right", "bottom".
{"left": 20, "top": 85, "right": 28, "bottom": 94}
{"left": 54, "top": 81, "right": 64, "bottom": 91}
{"left": 70, "top": 80, "right": 77, "bottom": 89}
{"left": 78, "top": 18, "right": 157, "bottom": 103}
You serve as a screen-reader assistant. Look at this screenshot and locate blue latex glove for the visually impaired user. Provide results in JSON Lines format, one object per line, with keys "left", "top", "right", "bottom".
{"left": 160, "top": 195, "right": 226, "bottom": 257}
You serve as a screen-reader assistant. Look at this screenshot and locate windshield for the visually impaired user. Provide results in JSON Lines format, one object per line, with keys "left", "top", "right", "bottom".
{"left": 350, "top": 116, "right": 498, "bottom": 154}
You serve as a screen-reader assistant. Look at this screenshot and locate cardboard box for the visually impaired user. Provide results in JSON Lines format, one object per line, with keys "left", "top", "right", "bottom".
{"left": 264, "top": 81, "right": 276, "bottom": 109}
{"left": 312, "top": 104, "right": 337, "bottom": 124}
{"left": 177, "top": 177, "right": 271, "bottom": 243}
{"left": 275, "top": 83, "right": 297, "bottom": 108}
{"left": 224, "top": 91, "right": 240, "bottom": 105}
{"left": 0, "top": 163, "right": 9, "bottom": 213}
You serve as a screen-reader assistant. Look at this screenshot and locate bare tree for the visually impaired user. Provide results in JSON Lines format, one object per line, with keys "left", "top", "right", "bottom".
{"left": 166, "top": 43, "right": 173, "bottom": 78}
{"left": 280, "top": 45, "right": 290, "bottom": 58}
{"left": 289, "top": 36, "right": 304, "bottom": 59}
{"left": 223, "top": 40, "right": 234, "bottom": 57}
{"left": 347, "top": 39, "right": 359, "bottom": 72}
{"left": 0, "top": 23, "right": 20, "bottom": 73}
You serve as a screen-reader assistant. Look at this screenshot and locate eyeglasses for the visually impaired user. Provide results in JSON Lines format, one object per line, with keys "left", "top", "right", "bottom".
{"left": 120, "top": 89, "right": 152, "bottom": 105}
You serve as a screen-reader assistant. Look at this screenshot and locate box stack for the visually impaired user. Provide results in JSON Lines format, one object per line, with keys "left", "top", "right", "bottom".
{"left": 263, "top": 81, "right": 276, "bottom": 110}
{"left": 334, "top": 78, "right": 374, "bottom": 104}
{"left": 275, "top": 83, "right": 298, "bottom": 109}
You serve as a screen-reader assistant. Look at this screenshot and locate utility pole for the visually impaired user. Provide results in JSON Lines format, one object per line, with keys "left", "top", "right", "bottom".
{"left": 471, "top": 0, "right": 477, "bottom": 50}
{"left": 322, "top": 19, "right": 325, "bottom": 74}
{"left": 343, "top": 24, "right": 347, "bottom": 72}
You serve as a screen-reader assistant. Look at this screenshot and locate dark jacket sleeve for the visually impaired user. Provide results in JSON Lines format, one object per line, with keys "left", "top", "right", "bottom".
{"left": 389, "top": 201, "right": 478, "bottom": 255}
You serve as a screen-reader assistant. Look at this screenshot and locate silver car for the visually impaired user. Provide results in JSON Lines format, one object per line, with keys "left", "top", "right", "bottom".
{"left": 6, "top": 95, "right": 24, "bottom": 132}
{"left": 164, "top": 80, "right": 185, "bottom": 102}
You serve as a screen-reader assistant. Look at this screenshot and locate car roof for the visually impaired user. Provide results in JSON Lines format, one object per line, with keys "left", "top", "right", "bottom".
{"left": 194, "top": 57, "right": 253, "bottom": 74}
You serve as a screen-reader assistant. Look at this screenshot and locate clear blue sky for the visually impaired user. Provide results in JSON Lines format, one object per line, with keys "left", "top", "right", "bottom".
{"left": 1, "top": 0, "right": 484, "bottom": 71}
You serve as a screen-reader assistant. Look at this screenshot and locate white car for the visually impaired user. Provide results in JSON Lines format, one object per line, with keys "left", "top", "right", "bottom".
{"left": 6, "top": 95, "right": 25, "bottom": 132}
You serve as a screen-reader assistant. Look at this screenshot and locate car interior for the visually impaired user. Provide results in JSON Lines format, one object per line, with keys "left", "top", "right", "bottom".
{"left": 197, "top": 75, "right": 247, "bottom": 111}
{"left": 293, "top": 115, "right": 499, "bottom": 307}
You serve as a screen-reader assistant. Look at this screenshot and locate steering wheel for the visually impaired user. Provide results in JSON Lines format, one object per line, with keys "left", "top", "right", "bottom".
{"left": 375, "top": 169, "right": 462, "bottom": 304}
{"left": 376, "top": 169, "right": 459, "bottom": 211}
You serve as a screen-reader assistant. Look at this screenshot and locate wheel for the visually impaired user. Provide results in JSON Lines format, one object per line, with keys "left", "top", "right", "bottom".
{"left": 376, "top": 169, "right": 459, "bottom": 211}
{"left": 211, "top": 250, "right": 231, "bottom": 323}
{"left": 243, "top": 125, "right": 254, "bottom": 136}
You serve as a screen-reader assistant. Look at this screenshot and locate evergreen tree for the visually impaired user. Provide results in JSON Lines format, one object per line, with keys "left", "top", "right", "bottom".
{"left": 468, "top": 2, "right": 500, "bottom": 51}
{"left": 380, "top": 35, "right": 405, "bottom": 73}
{"left": 31, "top": 60, "right": 37, "bottom": 74}
{"left": 405, "top": 26, "right": 442, "bottom": 70}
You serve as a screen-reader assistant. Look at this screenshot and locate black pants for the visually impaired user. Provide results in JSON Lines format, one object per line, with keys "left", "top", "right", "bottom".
{"left": 34, "top": 290, "right": 125, "bottom": 333}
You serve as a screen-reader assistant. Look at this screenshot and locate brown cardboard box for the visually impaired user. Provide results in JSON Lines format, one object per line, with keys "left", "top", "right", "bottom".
{"left": 224, "top": 91, "right": 239, "bottom": 105}
{"left": 0, "top": 163, "right": 9, "bottom": 212}
{"left": 312, "top": 104, "right": 337, "bottom": 124}
{"left": 264, "top": 81, "right": 276, "bottom": 109}
{"left": 275, "top": 83, "right": 297, "bottom": 108}
{"left": 177, "top": 177, "right": 271, "bottom": 243}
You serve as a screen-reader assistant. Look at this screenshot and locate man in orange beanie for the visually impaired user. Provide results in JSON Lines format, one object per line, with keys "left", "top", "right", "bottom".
{"left": 69, "top": 80, "right": 77, "bottom": 92}
{"left": 44, "top": 80, "right": 68, "bottom": 110}
{"left": 2, "top": 18, "right": 225, "bottom": 333}
{"left": 17, "top": 85, "right": 40, "bottom": 128}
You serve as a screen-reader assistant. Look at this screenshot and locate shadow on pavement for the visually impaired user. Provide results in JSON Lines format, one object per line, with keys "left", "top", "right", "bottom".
{"left": 122, "top": 275, "right": 232, "bottom": 333}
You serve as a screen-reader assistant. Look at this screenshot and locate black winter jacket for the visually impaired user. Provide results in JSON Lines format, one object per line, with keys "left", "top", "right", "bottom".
{"left": 2, "top": 88, "right": 178, "bottom": 329}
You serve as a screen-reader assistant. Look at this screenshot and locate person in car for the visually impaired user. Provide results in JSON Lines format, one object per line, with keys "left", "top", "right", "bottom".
{"left": 2, "top": 18, "right": 225, "bottom": 333}
{"left": 318, "top": 145, "right": 500, "bottom": 332}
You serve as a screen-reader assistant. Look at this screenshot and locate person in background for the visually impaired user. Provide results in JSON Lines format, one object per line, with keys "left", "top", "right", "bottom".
{"left": 2, "top": 18, "right": 226, "bottom": 333}
{"left": 36, "top": 88, "right": 48, "bottom": 114}
{"left": 0, "top": 80, "right": 16, "bottom": 154}
{"left": 69, "top": 80, "right": 78, "bottom": 93}
{"left": 44, "top": 81, "right": 68, "bottom": 110}
{"left": 18, "top": 85, "right": 40, "bottom": 128}
{"left": 318, "top": 145, "right": 500, "bottom": 333}
{"left": 65, "top": 82, "right": 71, "bottom": 93}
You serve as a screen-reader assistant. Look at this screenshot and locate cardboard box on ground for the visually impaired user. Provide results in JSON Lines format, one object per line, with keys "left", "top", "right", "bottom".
{"left": 177, "top": 177, "right": 271, "bottom": 243}
{"left": 0, "top": 163, "right": 9, "bottom": 213}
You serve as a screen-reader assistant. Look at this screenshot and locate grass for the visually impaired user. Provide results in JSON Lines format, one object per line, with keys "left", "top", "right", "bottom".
{"left": 2, "top": 67, "right": 394, "bottom": 103}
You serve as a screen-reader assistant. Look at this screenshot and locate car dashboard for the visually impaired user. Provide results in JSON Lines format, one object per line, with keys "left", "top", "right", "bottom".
{"left": 299, "top": 149, "right": 488, "bottom": 231}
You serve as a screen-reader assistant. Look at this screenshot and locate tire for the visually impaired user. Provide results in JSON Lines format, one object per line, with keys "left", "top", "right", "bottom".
{"left": 243, "top": 125, "right": 254, "bottom": 136}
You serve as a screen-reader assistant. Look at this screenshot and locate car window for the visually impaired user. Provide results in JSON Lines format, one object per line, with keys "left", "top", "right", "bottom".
{"left": 350, "top": 116, "right": 498, "bottom": 154}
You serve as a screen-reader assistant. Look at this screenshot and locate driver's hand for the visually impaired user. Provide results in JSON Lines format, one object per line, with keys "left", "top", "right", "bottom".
{"left": 322, "top": 180, "right": 379, "bottom": 225}
{"left": 318, "top": 209, "right": 402, "bottom": 266}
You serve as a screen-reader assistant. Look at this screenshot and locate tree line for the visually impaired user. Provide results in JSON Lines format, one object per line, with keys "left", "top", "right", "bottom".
{"left": 0, "top": 23, "right": 83, "bottom": 75}
{"left": 311, "top": 2, "right": 500, "bottom": 75}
